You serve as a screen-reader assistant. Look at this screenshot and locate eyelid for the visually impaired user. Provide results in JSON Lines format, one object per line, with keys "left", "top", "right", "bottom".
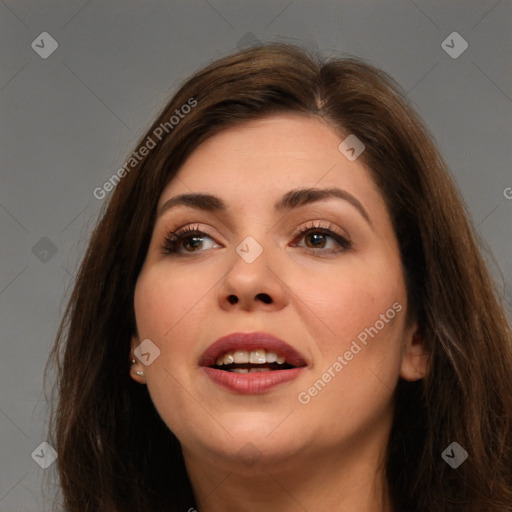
{"left": 291, "top": 221, "right": 349, "bottom": 241}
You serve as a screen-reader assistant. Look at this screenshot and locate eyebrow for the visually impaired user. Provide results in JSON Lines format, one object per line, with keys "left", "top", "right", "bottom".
{"left": 157, "top": 187, "right": 372, "bottom": 227}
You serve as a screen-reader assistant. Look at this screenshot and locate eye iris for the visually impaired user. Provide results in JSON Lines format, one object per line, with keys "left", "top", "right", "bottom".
{"left": 305, "top": 232, "right": 326, "bottom": 248}
{"left": 184, "top": 236, "right": 203, "bottom": 251}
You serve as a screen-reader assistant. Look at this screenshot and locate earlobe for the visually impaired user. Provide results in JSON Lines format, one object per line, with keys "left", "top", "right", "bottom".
{"left": 399, "top": 329, "right": 429, "bottom": 382}
{"left": 130, "top": 335, "right": 146, "bottom": 384}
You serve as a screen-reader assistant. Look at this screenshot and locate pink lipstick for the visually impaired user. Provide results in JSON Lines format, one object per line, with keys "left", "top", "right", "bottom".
{"left": 199, "top": 331, "right": 307, "bottom": 394}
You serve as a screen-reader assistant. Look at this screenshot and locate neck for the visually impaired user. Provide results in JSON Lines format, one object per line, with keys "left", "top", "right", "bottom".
{"left": 183, "top": 428, "right": 393, "bottom": 512}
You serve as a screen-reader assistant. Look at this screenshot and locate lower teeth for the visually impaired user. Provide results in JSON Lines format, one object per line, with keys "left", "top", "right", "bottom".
{"left": 231, "top": 368, "right": 272, "bottom": 373}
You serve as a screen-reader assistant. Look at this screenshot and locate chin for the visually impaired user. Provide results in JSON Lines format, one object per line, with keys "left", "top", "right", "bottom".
{"left": 188, "top": 419, "right": 304, "bottom": 467}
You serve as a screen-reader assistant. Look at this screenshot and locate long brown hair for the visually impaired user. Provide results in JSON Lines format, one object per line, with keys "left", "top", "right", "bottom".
{"left": 46, "top": 42, "right": 512, "bottom": 511}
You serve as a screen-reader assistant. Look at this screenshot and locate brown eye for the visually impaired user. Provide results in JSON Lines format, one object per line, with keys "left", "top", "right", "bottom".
{"left": 304, "top": 231, "right": 330, "bottom": 249}
{"left": 162, "top": 226, "right": 219, "bottom": 255}
{"left": 291, "top": 222, "right": 352, "bottom": 253}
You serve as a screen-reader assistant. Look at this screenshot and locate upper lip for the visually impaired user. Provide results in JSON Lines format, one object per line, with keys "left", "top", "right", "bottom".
{"left": 199, "top": 331, "right": 308, "bottom": 368}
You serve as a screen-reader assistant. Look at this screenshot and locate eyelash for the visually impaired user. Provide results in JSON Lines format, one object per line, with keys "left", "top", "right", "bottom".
{"left": 161, "top": 222, "right": 352, "bottom": 256}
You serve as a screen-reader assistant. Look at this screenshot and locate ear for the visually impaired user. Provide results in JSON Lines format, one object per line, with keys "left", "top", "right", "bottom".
{"left": 399, "top": 326, "right": 429, "bottom": 381}
{"left": 129, "top": 334, "right": 146, "bottom": 385}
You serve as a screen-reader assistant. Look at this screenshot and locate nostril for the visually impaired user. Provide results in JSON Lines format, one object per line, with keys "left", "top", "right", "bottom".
{"left": 257, "top": 293, "right": 272, "bottom": 304}
{"left": 227, "top": 294, "right": 272, "bottom": 304}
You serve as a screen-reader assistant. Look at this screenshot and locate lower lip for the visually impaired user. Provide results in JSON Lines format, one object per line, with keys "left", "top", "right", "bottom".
{"left": 202, "top": 367, "right": 305, "bottom": 394}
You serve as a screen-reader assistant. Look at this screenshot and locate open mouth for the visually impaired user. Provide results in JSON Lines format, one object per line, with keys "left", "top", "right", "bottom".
{"left": 201, "top": 333, "right": 308, "bottom": 393}
{"left": 211, "top": 349, "right": 300, "bottom": 373}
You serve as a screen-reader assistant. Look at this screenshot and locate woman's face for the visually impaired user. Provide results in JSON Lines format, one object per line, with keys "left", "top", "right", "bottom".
{"left": 132, "top": 113, "right": 425, "bottom": 471}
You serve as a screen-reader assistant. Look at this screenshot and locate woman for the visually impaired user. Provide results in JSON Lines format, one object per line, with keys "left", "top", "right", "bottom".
{"left": 46, "top": 42, "right": 512, "bottom": 511}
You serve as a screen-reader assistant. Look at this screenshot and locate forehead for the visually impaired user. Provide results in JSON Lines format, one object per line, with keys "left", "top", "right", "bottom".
{"left": 158, "top": 114, "right": 380, "bottom": 212}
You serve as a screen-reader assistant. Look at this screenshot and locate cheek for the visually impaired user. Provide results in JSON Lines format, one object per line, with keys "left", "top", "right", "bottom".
{"left": 291, "top": 253, "right": 406, "bottom": 357}
{"left": 133, "top": 265, "right": 211, "bottom": 428}
{"left": 134, "top": 263, "right": 212, "bottom": 339}
{"left": 297, "top": 260, "right": 407, "bottom": 416}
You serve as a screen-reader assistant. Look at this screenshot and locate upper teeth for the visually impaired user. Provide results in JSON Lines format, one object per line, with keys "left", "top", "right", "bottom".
{"left": 216, "top": 349, "right": 287, "bottom": 366}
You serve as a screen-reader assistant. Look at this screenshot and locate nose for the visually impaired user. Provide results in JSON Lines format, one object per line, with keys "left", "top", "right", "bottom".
{"left": 217, "top": 240, "right": 289, "bottom": 312}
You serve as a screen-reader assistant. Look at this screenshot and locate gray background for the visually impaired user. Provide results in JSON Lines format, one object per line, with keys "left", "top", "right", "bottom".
{"left": 1, "top": 1, "right": 511, "bottom": 510}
